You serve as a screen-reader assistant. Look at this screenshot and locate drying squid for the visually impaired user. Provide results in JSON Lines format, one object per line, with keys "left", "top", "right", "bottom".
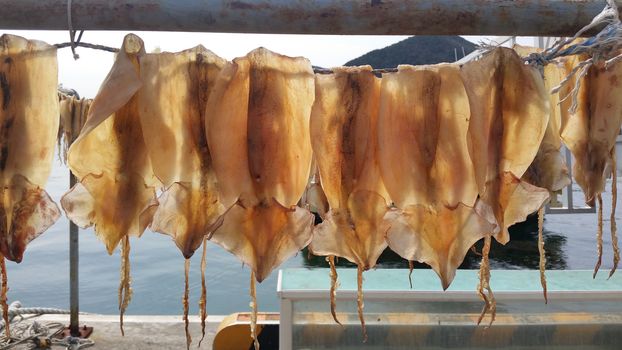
{"left": 378, "top": 64, "right": 493, "bottom": 291}
{"left": 462, "top": 48, "right": 551, "bottom": 244}
{"left": 138, "top": 46, "right": 227, "bottom": 348}
{"left": 0, "top": 34, "right": 61, "bottom": 337}
{"left": 308, "top": 66, "right": 390, "bottom": 340}
{"left": 515, "top": 45, "right": 572, "bottom": 303}
{"left": 61, "top": 34, "right": 159, "bottom": 335}
{"left": 461, "top": 48, "right": 550, "bottom": 323}
{"left": 558, "top": 51, "right": 622, "bottom": 277}
{"left": 205, "top": 48, "right": 315, "bottom": 349}
{"left": 58, "top": 95, "right": 91, "bottom": 163}
{"left": 514, "top": 47, "right": 571, "bottom": 195}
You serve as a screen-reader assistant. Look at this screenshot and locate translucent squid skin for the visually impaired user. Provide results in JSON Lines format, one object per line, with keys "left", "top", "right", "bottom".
{"left": 0, "top": 34, "right": 61, "bottom": 263}
{"left": 205, "top": 48, "right": 315, "bottom": 350}
{"left": 0, "top": 33, "right": 62, "bottom": 339}
{"left": 461, "top": 48, "right": 550, "bottom": 245}
{"left": 557, "top": 51, "right": 622, "bottom": 278}
{"left": 514, "top": 45, "right": 571, "bottom": 194}
{"left": 136, "top": 46, "right": 229, "bottom": 349}
{"left": 138, "top": 46, "right": 227, "bottom": 259}
{"left": 60, "top": 34, "right": 159, "bottom": 336}
{"left": 307, "top": 66, "right": 390, "bottom": 340}
{"left": 560, "top": 54, "right": 622, "bottom": 207}
{"left": 378, "top": 64, "right": 492, "bottom": 289}
{"left": 309, "top": 66, "right": 389, "bottom": 270}
{"left": 205, "top": 47, "right": 316, "bottom": 283}
{"left": 61, "top": 34, "right": 158, "bottom": 253}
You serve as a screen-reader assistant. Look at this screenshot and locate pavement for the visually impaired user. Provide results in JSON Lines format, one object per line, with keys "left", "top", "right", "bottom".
{"left": 10, "top": 314, "right": 225, "bottom": 349}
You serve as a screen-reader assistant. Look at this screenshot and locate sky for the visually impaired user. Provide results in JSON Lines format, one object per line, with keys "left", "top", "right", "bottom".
{"left": 3, "top": 30, "right": 536, "bottom": 98}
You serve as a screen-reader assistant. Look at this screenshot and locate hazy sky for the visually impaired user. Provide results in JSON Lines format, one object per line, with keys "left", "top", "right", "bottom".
{"left": 4, "top": 30, "right": 534, "bottom": 98}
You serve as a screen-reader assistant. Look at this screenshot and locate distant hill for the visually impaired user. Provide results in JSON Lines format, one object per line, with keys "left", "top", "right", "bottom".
{"left": 345, "top": 36, "right": 477, "bottom": 68}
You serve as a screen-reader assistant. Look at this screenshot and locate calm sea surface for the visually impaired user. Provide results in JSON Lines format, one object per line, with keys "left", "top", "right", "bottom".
{"left": 6, "top": 157, "right": 620, "bottom": 315}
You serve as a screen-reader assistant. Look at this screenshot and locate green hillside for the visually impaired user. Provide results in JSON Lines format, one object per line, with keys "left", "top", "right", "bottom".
{"left": 345, "top": 36, "right": 477, "bottom": 68}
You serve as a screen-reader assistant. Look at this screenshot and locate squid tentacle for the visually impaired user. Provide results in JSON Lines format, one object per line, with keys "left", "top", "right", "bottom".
{"left": 538, "top": 207, "right": 548, "bottom": 303}
{"left": 610, "top": 148, "right": 619, "bottom": 279}
{"left": 594, "top": 194, "right": 604, "bottom": 278}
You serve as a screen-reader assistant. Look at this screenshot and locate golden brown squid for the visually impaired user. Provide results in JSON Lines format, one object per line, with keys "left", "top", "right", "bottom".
{"left": 514, "top": 45, "right": 573, "bottom": 303}
{"left": 378, "top": 64, "right": 493, "bottom": 291}
{"left": 308, "top": 66, "right": 390, "bottom": 340}
{"left": 0, "top": 34, "right": 61, "bottom": 337}
{"left": 138, "top": 46, "right": 227, "bottom": 348}
{"left": 558, "top": 52, "right": 622, "bottom": 278}
{"left": 461, "top": 48, "right": 550, "bottom": 323}
{"left": 58, "top": 95, "right": 91, "bottom": 163}
{"left": 205, "top": 48, "right": 315, "bottom": 349}
{"left": 61, "top": 34, "right": 158, "bottom": 335}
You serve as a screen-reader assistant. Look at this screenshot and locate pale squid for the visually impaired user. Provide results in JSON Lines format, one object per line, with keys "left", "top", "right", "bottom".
{"left": 558, "top": 51, "right": 622, "bottom": 278}
{"left": 308, "top": 66, "right": 390, "bottom": 341}
{"left": 514, "top": 45, "right": 572, "bottom": 303}
{"left": 378, "top": 64, "right": 493, "bottom": 291}
{"left": 138, "top": 46, "right": 227, "bottom": 348}
{"left": 205, "top": 48, "right": 315, "bottom": 349}
{"left": 58, "top": 95, "right": 91, "bottom": 163}
{"left": 0, "top": 34, "right": 62, "bottom": 337}
{"left": 461, "top": 48, "right": 550, "bottom": 323}
{"left": 61, "top": 34, "right": 159, "bottom": 335}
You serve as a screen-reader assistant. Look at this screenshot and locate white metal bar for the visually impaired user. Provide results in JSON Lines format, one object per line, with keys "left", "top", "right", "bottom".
{"left": 279, "top": 299, "right": 292, "bottom": 350}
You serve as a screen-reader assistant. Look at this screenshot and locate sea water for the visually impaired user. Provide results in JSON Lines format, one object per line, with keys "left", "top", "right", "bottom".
{"left": 5, "top": 157, "right": 619, "bottom": 315}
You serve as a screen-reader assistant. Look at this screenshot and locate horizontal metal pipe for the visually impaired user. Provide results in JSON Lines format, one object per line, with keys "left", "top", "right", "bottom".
{"left": 0, "top": 0, "right": 618, "bottom": 36}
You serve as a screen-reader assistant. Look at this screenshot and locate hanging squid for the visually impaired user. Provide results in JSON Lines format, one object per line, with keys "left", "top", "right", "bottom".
{"left": 58, "top": 95, "right": 91, "bottom": 163}
{"left": 138, "top": 46, "right": 227, "bottom": 348}
{"left": 461, "top": 48, "right": 551, "bottom": 324}
{"left": 557, "top": 51, "right": 622, "bottom": 278}
{"left": 308, "top": 66, "right": 390, "bottom": 341}
{"left": 0, "top": 34, "right": 62, "bottom": 337}
{"left": 61, "top": 34, "right": 159, "bottom": 335}
{"left": 515, "top": 45, "right": 572, "bottom": 303}
{"left": 205, "top": 48, "right": 315, "bottom": 349}
{"left": 377, "top": 64, "right": 493, "bottom": 292}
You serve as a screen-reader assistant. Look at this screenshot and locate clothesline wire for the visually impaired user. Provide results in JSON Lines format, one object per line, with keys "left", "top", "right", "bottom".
{"left": 54, "top": 41, "right": 119, "bottom": 54}
{"left": 52, "top": 41, "right": 403, "bottom": 74}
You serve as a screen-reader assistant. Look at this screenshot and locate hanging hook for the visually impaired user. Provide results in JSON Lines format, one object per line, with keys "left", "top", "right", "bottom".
{"left": 67, "top": 0, "right": 84, "bottom": 60}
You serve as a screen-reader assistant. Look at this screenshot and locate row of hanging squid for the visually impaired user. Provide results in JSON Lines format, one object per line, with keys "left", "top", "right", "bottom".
{"left": 1, "top": 32, "right": 621, "bottom": 349}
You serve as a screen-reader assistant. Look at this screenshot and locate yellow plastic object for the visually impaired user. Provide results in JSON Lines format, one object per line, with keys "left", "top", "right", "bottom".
{"left": 213, "top": 312, "right": 279, "bottom": 350}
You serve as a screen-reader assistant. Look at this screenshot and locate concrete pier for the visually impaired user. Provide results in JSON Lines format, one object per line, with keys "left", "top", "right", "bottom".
{"left": 24, "top": 314, "right": 225, "bottom": 349}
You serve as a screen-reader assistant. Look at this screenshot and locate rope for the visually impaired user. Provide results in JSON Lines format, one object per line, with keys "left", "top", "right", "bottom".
{"left": 0, "top": 302, "right": 94, "bottom": 349}
{"left": 522, "top": 0, "right": 622, "bottom": 114}
{"left": 6, "top": 308, "right": 72, "bottom": 317}
{"left": 526, "top": 0, "right": 622, "bottom": 66}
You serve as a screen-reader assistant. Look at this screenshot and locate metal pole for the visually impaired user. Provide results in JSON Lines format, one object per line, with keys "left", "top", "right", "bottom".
{"left": 0, "top": 0, "right": 618, "bottom": 36}
{"left": 69, "top": 173, "right": 79, "bottom": 337}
